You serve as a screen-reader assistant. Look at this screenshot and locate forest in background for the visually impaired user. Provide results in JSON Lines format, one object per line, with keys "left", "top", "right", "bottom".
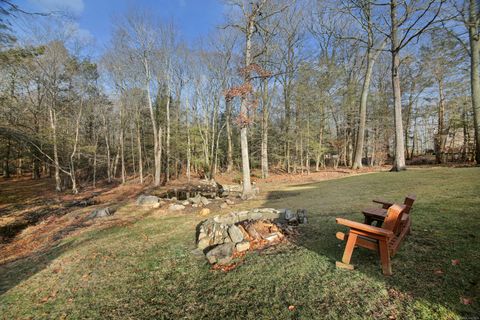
{"left": 0, "top": 0, "right": 478, "bottom": 198}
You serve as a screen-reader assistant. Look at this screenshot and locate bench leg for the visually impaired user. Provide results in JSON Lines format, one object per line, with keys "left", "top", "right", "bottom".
{"left": 336, "top": 233, "right": 357, "bottom": 270}
{"left": 379, "top": 239, "right": 392, "bottom": 276}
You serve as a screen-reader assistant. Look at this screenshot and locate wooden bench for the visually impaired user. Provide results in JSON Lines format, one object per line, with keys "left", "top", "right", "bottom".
{"left": 336, "top": 204, "right": 406, "bottom": 275}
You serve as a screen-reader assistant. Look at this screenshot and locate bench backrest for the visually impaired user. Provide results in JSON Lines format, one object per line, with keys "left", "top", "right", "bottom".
{"left": 403, "top": 195, "right": 416, "bottom": 215}
{"left": 383, "top": 204, "right": 405, "bottom": 234}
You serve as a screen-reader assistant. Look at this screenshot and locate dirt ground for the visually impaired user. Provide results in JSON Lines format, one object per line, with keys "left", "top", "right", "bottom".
{"left": 0, "top": 167, "right": 385, "bottom": 265}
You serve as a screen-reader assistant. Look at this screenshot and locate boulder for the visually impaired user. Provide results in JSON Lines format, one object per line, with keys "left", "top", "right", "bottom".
{"left": 225, "top": 199, "right": 235, "bottom": 205}
{"left": 265, "top": 232, "right": 282, "bottom": 242}
{"left": 206, "top": 243, "right": 234, "bottom": 265}
{"left": 136, "top": 195, "right": 160, "bottom": 207}
{"left": 297, "top": 209, "right": 308, "bottom": 224}
{"left": 236, "top": 241, "right": 250, "bottom": 252}
{"left": 228, "top": 225, "right": 244, "bottom": 243}
{"left": 88, "top": 207, "right": 112, "bottom": 219}
{"left": 168, "top": 204, "right": 185, "bottom": 211}
{"left": 181, "top": 200, "right": 190, "bottom": 206}
{"left": 197, "top": 237, "right": 211, "bottom": 250}
{"left": 220, "top": 203, "right": 229, "bottom": 209}
{"left": 284, "top": 209, "right": 297, "bottom": 223}
{"left": 189, "top": 194, "right": 202, "bottom": 205}
{"left": 199, "top": 208, "right": 211, "bottom": 216}
{"left": 200, "top": 196, "right": 211, "bottom": 206}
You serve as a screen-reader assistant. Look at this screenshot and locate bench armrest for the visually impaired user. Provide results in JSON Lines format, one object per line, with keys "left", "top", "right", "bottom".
{"left": 336, "top": 218, "right": 394, "bottom": 238}
{"left": 372, "top": 199, "right": 393, "bottom": 208}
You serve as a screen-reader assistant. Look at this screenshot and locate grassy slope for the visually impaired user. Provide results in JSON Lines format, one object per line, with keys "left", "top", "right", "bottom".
{"left": 0, "top": 167, "right": 479, "bottom": 319}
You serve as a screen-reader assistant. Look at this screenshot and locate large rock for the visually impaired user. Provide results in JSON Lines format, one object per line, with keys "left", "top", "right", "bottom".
{"left": 236, "top": 241, "right": 250, "bottom": 252}
{"left": 88, "top": 207, "right": 112, "bottom": 219}
{"left": 199, "top": 208, "right": 211, "bottom": 216}
{"left": 206, "top": 243, "right": 234, "bottom": 265}
{"left": 137, "top": 195, "right": 161, "bottom": 208}
{"left": 168, "top": 204, "right": 185, "bottom": 211}
{"left": 228, "top": 225, "right": 244, "bottom": 243}
{"left": 197, "top": 237, "right": 211, "bottom": 250}
{"left": 297, "top": 209, "right": 308, "bottom": 224}
{"left": 284, "top": 209, "right": 297, "bottom": 223}
{"left": 189, "top": 194, "right": 202, "bottom": 205}
{"left": 200, "top": 197, "right": 210, "bottom": 206}
{"left": 220, "top": 203, "right": 229, "bottom": 209}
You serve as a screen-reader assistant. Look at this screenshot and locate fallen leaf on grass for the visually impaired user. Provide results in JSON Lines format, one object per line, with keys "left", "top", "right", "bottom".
{"left": 451, "top": 259, "right": 460, "bottom": 266}
{"left": 460, "top": 297, "right": 473, "bottom": 305}
{"left": 434, "top": 270, "right": 444, "bottom": 275}
{"left": 288, "top": 305, "right": 295, "bottom": 311}
{"left": 39, "top": 289, "right": 58, "bottom": 303}
{"left": 211, "top": 262, "right": 241, "bottom": 272}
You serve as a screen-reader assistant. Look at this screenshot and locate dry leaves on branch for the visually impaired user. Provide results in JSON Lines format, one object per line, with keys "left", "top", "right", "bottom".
{"left": 460, "top": 297, "right": 473, "bottom": 305}
{"left": 239, "top": 63, "right": 272, "bottom": 79}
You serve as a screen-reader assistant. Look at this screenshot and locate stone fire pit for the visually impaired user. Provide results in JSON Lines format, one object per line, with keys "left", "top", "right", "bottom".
{"left": 197, "top": 208, "right": 307, "bottom": 265}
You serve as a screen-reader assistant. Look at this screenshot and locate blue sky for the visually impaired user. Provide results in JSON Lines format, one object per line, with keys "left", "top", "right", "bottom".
{"left": 16, "top": 0, "right": 226, "bottom": 52}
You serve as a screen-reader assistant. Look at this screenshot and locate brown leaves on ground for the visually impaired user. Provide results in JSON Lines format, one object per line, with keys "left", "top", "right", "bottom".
{"left": 451, "top": 259, "right": 460, "bottom": 266}
{"left": 0, "top": 177, "right": 146, "bottom": 266}
{"left": 211, "top": 251, "right": 246, "bottom": 272}
{"left": 40, "top": 288, "right": 58, "bottom": 303}
{"left": 460, "top": 297, "right": 473, "bottom": 305}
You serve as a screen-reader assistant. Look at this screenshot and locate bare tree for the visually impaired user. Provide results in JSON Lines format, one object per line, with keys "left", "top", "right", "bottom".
{"left": 386, "top": 0, "right": 444, "bottom": 171}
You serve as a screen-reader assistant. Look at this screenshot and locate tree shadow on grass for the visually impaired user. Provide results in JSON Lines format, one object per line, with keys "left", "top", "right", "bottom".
{"left": 0, "top": 204, "right": 153, "bottom": 297}
{"left": 0, "top": 236, "right": 93, "bottom": 296}
{"left": 260, "top": 187, "right": 480, "bottom": 318}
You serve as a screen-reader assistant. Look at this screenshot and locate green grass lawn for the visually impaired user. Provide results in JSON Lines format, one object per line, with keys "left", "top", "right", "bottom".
{"left": 1, "top": 167, "right": 479, "bottom": 319}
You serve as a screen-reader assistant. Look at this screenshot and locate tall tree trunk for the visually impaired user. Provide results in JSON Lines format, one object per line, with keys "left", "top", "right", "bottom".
{"left": 3, "top": 138, "right": 10, "bottom": 178}
{"left": 316, "top": 112, "right": 324, "bottom": 171}
{"left": 284, "top": 85, "right": 291, "bottom": 173}
{"left": 103, "top": 114, "right": 111, "bottom": 183}
{"left": 49, "top": 106, "right": 62, "bottom": 191}
{"left": 120, "top": 101, "right": 126, "bottom": 184}
{"left": 136, "top": 109, "right": 143, "bottom": 184}
{"left": 225, "top": 97, "right": 234, "bottom": 173}
{"left": 186, "top": 98, "right": 191, "bottom": 182}
{"left": 144, "top": 57, "right": 162, "bottom": 186}
{"left": 69, "top": 103, "right": 82, "bottom": 194}
{"left": 130, "top": 124, "right": 136, "bottom": 177}
{"left": 462, "top": 100, "right": 469, "bottom": 161}
{"left": 209, "top": 97, "right": 219, "bottom": 180}
{"left": 93, "top": 134, "right": 98, "bottom": 188}
{"left": 261, "top": 78, "right": 269, "bottom": 179}
{"left": 352, "top": 43, "right": 377, "bottom": 169}
{"left": 390, "top": 0, "right": 407, "bottom": 171}
{"left": 435, "top": 79, "right": 447, "bottom": 164}
{"left": 32, "top": 117, "right": 41, "bottom": 179}
{"left": 468, "top": 0, "right": 480, "bottom": 164}
{"left": 239, "top": 14, "right": 254, "bottom": 198}
{"left": 165, "top": 92, "right": 170, "bottom": 183}
{"left": 404, "top": 89, "right": 415, "bottom": 160}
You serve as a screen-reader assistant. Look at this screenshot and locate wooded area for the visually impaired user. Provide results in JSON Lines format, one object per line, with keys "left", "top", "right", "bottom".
{"left": 0, "top": 0, "right": 478, "bottom": 198}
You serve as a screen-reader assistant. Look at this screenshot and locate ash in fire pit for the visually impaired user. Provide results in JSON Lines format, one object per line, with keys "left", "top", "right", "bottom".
{"left": 196, "top": 208, "right": 307, "bottom": 266}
